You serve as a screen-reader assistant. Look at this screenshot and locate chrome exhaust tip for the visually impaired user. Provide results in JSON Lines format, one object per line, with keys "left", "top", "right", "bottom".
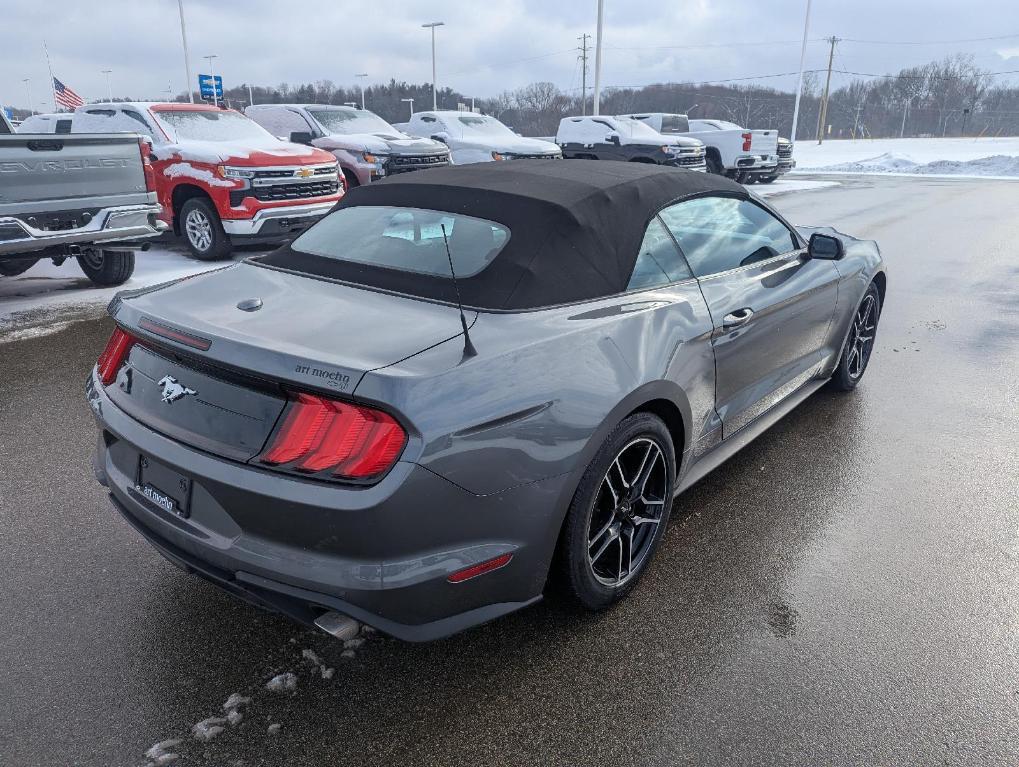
{"left": 313, "top": 611, "right": 360, "bottom": 641}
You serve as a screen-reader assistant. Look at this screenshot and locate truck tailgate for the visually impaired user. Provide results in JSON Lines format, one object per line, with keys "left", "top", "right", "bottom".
{"left": 749, "top": 130, "right": 778, "bottom": 155}
{"left": 0, "top": 133, "right": 151, "bottom": 216}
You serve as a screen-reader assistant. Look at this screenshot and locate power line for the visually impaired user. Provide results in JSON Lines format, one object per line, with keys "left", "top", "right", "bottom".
{"left": 840, "top": 32, "right": 1019, "bottom": 45}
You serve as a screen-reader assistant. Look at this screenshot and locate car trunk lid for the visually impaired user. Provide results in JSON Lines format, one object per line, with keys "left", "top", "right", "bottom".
{"left": 106, "top": 262, "right": 471, "bottom": 459}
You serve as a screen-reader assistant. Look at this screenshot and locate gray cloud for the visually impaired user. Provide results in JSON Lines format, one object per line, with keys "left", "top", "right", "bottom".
{"left": 3, "top": 0, "right": 1019, "bottom": 111}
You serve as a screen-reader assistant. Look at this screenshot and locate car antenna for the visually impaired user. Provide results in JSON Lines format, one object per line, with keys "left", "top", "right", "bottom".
{"left": 440, "top": 223, "right": 477, "bottom": 359}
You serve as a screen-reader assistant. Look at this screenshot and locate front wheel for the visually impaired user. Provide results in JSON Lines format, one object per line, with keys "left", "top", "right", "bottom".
{"left": 830, "top": 283, "right": 881, "bottom": 391}
{"left": 180, "top": 198, "right": 233, "bottom": 261}
{"left": 77, "top": 248, "right": 135, "bottom": 286}
{"left": 559, "top": 412, "right": 676, "bottom": 610}
{"left": 757, "top": 175, "right": 779, "bottom": 184}
{"left": 705, "top": 154, "right": 724, "bottom": 175}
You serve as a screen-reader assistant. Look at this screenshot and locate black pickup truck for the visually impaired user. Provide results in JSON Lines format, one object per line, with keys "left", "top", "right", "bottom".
{"left": 555, "top": 115, "right": 706, "bottom": 171}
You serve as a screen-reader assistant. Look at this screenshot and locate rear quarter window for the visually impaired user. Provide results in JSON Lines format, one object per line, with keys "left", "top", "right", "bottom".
{"left": 290, "top": 206, "right": 510, "bottom": 279}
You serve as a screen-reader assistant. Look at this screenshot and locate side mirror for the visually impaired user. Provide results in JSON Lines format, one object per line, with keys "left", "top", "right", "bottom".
{"left": 807, "top": 233, "right": 844, "bottom": 260}
{"left": 430, "top": 132, "right": 448, "bottom": 143}
{"left": 605, "top": 132, "right": 621, "bottom": 145}
{"left": 289, "top": 131, "right": 314, "bottom": 145}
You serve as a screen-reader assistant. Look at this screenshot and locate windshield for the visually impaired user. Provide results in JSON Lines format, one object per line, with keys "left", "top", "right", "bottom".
{"left": 309, "top": 109, "right": 398, "bottom": 136}
{"left": 615, "top": 117, "right": 663, "bottom": 140}
{"left": 291, "top": 206, "right": 510, "bottom": 278}
{"left": 153, "top": 110, "right": 274, "bottom": 142}
{"left": 660, "top": 114, "right": 690, "bottom": 133}
{"left": 457, "top": 115, "right": 515, "bottom": 136}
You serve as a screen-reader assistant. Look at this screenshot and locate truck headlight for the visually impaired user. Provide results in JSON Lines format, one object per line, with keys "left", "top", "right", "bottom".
{"left": 361, "top": 152, "right": 387, "bottom": 165}
{"left": 217, "top": 165, "right": 255, "bottom": 179}
{"left": 491, "top": 151, "right": 513, "bottom": 161}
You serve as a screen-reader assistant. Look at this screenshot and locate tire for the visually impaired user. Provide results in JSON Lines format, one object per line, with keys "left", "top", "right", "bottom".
{"left": 0, "top": 259, "right": 39, "bottom": 277}
{"left": 743, "top": 175, "right": 758, "bottom": 184}
{"left": 179, "top": 198, "right": 232, "bottom": 261}
{"left": 829, "top": 283, "right": 881, "bottom": 391}
{"left": 77, "top": 248, "right": 135, "bottom": 286}
{"left": 342, "top": 168, "right": 360, "bottom": 189}
{"left": 705, "top": 153, "right": 724, "bottom": 175}
{"left": 757, "top": 175, "right": 779, "bottom": 184}
{"left": 559, "top": 412, "right": 676, "bottom": 610}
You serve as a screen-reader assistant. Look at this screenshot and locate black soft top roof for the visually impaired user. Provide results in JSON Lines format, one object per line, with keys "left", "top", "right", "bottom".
{"left": 258, "top": 159, "right": 748, "bottom": 310}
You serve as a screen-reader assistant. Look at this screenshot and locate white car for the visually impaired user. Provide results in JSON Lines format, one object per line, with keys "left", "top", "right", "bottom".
{"left": 401, "top": 111, "right": 562, "bottom": 165}
{"left": 624, "top": 113, "right": 778, "bottom": 180}
{"left": 16, "top": 113, "right": 73, "bottom": 134}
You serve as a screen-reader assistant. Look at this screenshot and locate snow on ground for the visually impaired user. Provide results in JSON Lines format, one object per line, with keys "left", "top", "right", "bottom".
{"left": 0, "top": 243, "right": 255, "bottom": 341}
{"left": 793, "top": 136, "right": 1019, "bottom": 178}
{"left": 752, "top": 178, "right": 840, "bottom": 197}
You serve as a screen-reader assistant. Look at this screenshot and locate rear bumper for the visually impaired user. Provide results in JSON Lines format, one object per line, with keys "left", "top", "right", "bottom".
{"left": 221, "top": 201, "right": 334, "bottom": 239}
{"left": 87, "top": 373, "right": 564, "bottom": 641}
{"left": 0, "top": 203, "right": 167, "bottom": 256}
{"left": 734, "top": 154, "right": 779, "bottom": 170}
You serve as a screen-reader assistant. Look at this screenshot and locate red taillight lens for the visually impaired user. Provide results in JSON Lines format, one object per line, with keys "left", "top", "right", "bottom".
{"left": 97, "top": 327, "right": 136, "bottom": 385}
{"left": 137, "top": 137, "right": 157, "bottom": 193}
{"left": 259, "top": 393, "right": 406, "bottom": 481}
{"left": 742, "top": 132, "right": 753, "bottom": 152}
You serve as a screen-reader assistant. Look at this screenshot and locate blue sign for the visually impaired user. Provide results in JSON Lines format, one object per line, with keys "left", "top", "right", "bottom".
{"left": 198, "top": 74, "right": 223, "bottom": 100}
{"left": 2, "top": 106, "right": 12, "bottom": 120}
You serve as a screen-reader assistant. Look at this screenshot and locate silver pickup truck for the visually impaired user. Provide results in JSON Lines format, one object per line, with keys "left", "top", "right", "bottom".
{"left": 0, "top": 111, "right": 166, "bottom": 286}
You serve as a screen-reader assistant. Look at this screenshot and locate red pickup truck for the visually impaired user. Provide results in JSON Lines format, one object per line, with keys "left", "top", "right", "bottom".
{"left": 72, "top": 102, "right": 342, "bottom": 259}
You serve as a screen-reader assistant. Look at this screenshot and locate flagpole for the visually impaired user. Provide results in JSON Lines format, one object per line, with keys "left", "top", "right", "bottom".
{"left": 43, "top": 40, "right": 57, "bottom": 111}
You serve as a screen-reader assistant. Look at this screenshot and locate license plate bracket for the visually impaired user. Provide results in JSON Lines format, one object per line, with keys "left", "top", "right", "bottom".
{"left": 135, "top": 454, "right": 192, "bottom": 518}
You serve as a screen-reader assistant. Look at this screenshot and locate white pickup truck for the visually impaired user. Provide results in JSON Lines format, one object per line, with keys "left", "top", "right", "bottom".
{"left": 624, "top": 113, "right": 779, "bottom": 181}
{"left": 0, "top": 110, "right": 166, "bottom": 284}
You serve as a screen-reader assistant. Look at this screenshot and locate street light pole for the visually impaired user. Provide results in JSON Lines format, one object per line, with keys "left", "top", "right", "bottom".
{"left": 177, "top": 0, "right": 195, "bottom": 103}
{"left": 401, "top": 98, "right": 414, "bottom": 120}
{"left": 248, "top": 83, "right": 255, "bottom": 107}
{"left": 101, "top": 69, "right": 113, "bottom": 102}
{"left": 422, "top": 22, "right": 444, "bottom": 110}
{"left": 356, "top": 73, "right": 368, "bottom": 109}
{"left": 204, "top": 54, "right": 219, "bottom": 106}
{"left": 789, "top": 0, "right": 811, "bottom": 144}
{"left": 593, "top": 0, "right": 604, "bottom": 115}
{"left": 22, "top": 79, "right": 33, "bottom": 115}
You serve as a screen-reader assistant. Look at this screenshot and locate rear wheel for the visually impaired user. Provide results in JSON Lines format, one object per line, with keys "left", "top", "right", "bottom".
{"left": 830, "top": 283, "right": 881, "bottom": 391}
{"left": 0, "top": 259, "right": 39, "bottom": 277}
{"left": 559, "top": 412, "right": 676, "bottom": 610}
{"left": 757, "top": 175, "right": 779, "bottom": 184}
{"left": 180, "top": 198, "right": 232, "bottom": 261}
{"left": 77, "top": 248, "right": 135, "bottom": 286}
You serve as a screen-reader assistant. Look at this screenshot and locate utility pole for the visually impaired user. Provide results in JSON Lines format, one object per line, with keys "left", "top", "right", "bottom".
{"left": 593, "top": 0, "right": 604, "bottom": 115}
{"left": 789, "top": 0, "right": 811, "bottom": 144}
{"left": 816, "top": 35, "right": 838, "bottom": 144}
{"left": 900, "top": 100, "right": 908, "bottom": 138}
{"left": 578, "top": 33, "right": 590, "bottom": 115}
{"left": 177, "top": 0, "right": 195, "bottom": 103}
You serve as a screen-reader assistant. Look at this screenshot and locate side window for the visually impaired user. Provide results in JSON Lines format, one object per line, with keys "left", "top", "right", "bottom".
{"left": 658, "top": 197, "right": 797, "bottom": 278}
{"left": 626, "top": 218, "right": 693, "bottom": 291}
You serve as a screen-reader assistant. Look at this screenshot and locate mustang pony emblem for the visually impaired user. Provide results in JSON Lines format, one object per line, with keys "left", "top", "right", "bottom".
{"left": 157, "top": 375, "right": 197, "bottom": 404}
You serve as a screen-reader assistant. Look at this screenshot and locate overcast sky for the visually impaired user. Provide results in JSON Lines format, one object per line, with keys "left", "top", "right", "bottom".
{"left": 4, "top": 0, "right": 1019, "bottom": 111}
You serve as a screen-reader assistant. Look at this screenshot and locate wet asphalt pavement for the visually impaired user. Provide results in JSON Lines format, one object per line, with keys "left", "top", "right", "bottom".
{"left": 1, "top": 175, "right": 1017, "bottom": 766}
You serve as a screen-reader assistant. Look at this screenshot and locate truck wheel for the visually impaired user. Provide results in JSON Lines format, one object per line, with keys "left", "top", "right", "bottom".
{"left": 342, "top": 168, "right": 360, "bottom": 189}
{"left": 180, "top": 198, "right": 233, "bottom": 261}
{"left": 0, "top": 259, "right": 39, "bottom": 277}
{"left": 706, "top": 154, "right": 724, "bottom": 175}
{"left": 757, "top": 175, "right": 779, "bottom": 184}
{"left": 77, "top": 248, "right": 135, "bottom": 286}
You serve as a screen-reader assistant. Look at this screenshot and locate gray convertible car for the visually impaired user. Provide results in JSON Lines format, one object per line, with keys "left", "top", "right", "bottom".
{"left": 87, "top": 161, "right": 885, "bottom": 641}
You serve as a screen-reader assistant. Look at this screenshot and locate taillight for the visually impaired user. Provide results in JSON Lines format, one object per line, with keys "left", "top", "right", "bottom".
{"left": 97, "top": 327, "right": 136, "bottom": 385}
{"left": 137, "top": 137, "right": 157, "bottom": 193}
{"left": 259, "top": 392, "right": 406, "bottom": 481}
{"left": 741, "top": 132, "right": 753, "bottom": 152}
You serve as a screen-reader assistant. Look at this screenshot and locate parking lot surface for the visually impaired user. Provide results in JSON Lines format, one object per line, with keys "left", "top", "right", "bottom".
{"left": 1, "top": 175, "right": 1017, "bottom": 766}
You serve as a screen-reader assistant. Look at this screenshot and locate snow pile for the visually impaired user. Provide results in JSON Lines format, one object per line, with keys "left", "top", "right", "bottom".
{"left": 794, "top": 136, "right": 1019, "bottom": 178}
{"left": 144, "top": 739, "right": 182, "bottom": 766}
{"left": 265, "top": 672, "right": 298, "bottom": 692}
{"left": 191, "top": 716, "right": 227, "bottom": 742}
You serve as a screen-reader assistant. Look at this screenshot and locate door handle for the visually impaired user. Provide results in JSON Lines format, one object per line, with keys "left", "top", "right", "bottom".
{"left": 722, "top": 307, "right": 754, "bottom": 328}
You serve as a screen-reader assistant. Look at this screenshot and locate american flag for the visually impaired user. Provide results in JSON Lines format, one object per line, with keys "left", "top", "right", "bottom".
{"left": 53, "top": 77, "right": 83, "bottom": 110}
